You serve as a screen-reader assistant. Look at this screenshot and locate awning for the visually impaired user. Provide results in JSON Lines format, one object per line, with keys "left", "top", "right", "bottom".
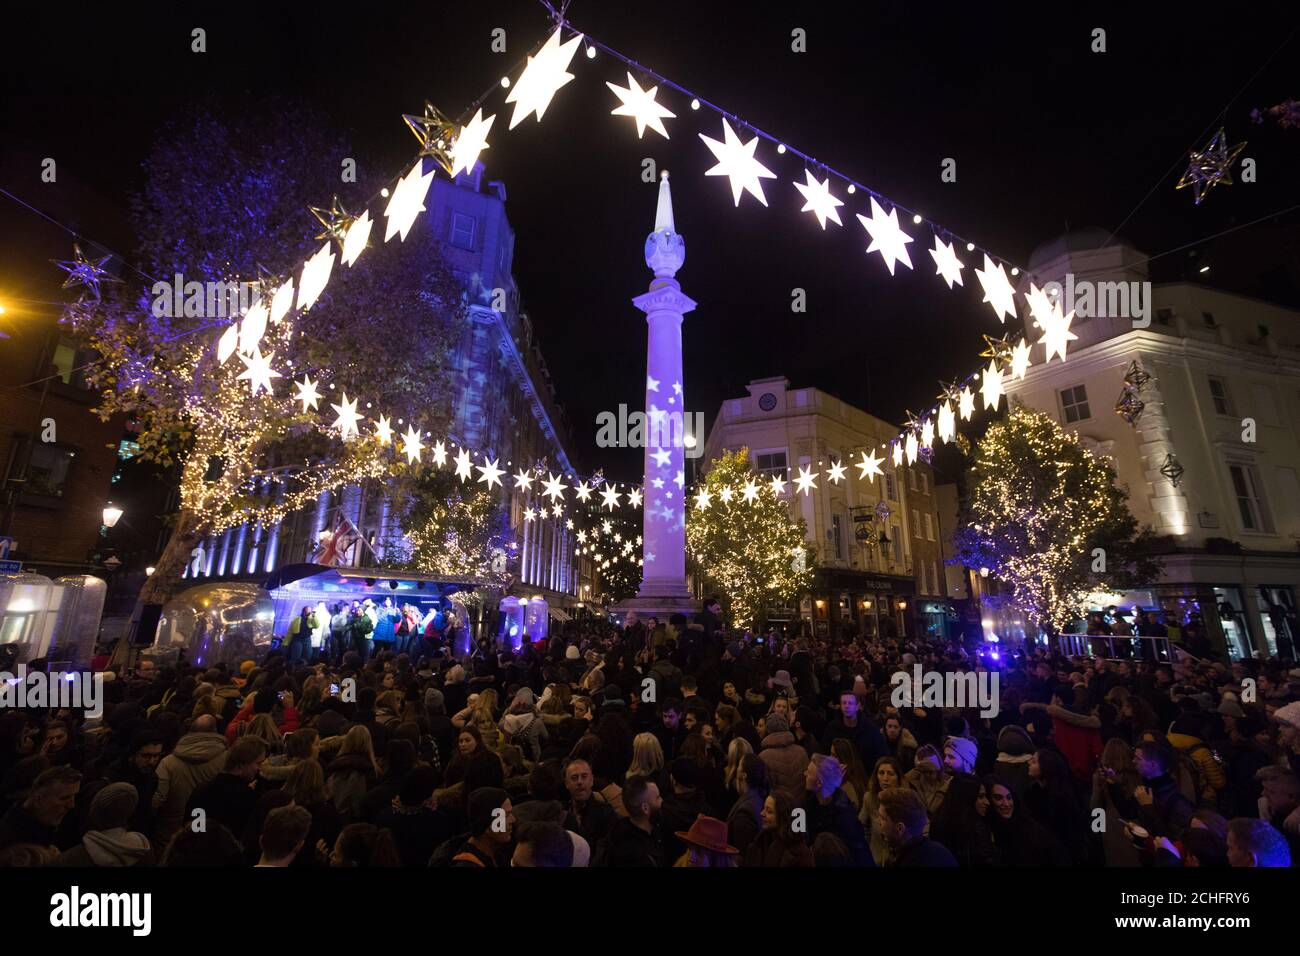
{"left": 550, "top": 607, "right": 571, "bottom": 621}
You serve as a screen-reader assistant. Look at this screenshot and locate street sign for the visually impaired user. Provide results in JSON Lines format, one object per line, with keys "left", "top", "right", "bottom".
{"left": 0, "top": 560, "right": 22, "bottom": 574}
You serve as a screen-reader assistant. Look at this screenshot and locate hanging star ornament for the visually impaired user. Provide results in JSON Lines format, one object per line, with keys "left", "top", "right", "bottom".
{"left": 1022, "top": 282, "right": 1058, "bottom": 332}
{"left": 699, "top": 118, "right": 777, "bottom": 207}
{"left": 959, "top": 386, "right": 976, "bottom": 421}
{"left": 236, "top": 348, "right": 282, "bottom": 397}
{"left": 1176, "top": 128, "right": 1247, "bottom": 205}
{"left": 607, "top": 72, "right": 675, "bottom": 139}
{"left": 929, "top": 236, "right": 966, "bottom": 289}
{"left": 938, "top": 402, "right": 956, "bottom": 443}
{"left": 384, "top": 160, "right": 436, "bottom": 242}
{"left": 920, "top": 418, "right": 935, "bottom": 448}
{"left": 827, "top": 459, "right": 847, "bottom": 484}
{"left": 293, "top": 375, "right": 321, "bottom": 412}
{"left": 904, "top": 432, "right": 919, "bottom": 465}
{"left": 891, "top": 442, "right": 904, "bottom": 467}
{"left": 600, "top": 486, "right": 622, "bottom": 511}
{"left": 694, "top": 488, "right": 713, "bottom": 510}
{"left": 628, "top": 488, "right": 643, "bottom": 508}
{"left": 450, "top": 108, "right": 495, "bottom": 178}
{"left": 542, "top": 472, "right": 568, "bottom": 503}
{"left": 216, "top": 323, "right": 239, "bottom": 364}
{"left": 373, "top": 415, "right": 394, "bottom": 446}
{"left": 453, "top": 447, "right": 474, "bottom": 481}
{"left": 769, "top": 474, "right": 788, "bottom": 496}
{"left": 296, "top": 242, "right": 335, "bottom": 312}
{"left": 331, "top": 392, "right": 363, "bottom": 439}
{"left": 402, "top": 101, "right": 457, "bottom": 175}
{"left": 506, "top": 27, "right": 582, "bottom": 129}
{"left": 1038, "top": 304, "right": 1079, "bottom": 363}
{"left": 741, "top": 479, "right": 760, "bottom": 503}
{"left": 974, "top": 254, "right": 1018, "bottom": 324}
{"left": 857, "top": 197, "right": 914, "bottom": 275}
{"left": 340, "top": 211, "right": 373, "bottom": 268}
{"left": 477, "top": 456, "right": 504, "bottom": 489}
{"left": 54, "top": 243, "right": 119, "bottom": 299}
{"left": 793, "top": 170, "right": 844, "bottom": 229}
{"left": 431, "top": 440, "right": 447, "bottom": 468}
{"left": 980, "top": 332, "right": 1015, "bottom": 366}
{"left": 1009, "top": 339, "right": 1033, "bottom": 380}
{"left": 513, "top": 468, "right": 535, "bottom": 492}
{"left": 795, "top": 465, "right": 818, "bottom": 496}
{"left": 308, "top": 195, "right": 355, "bottom": 244}
{"left": 574, "top": 480, "right": 593, "bottom": 502}
{"left": 980, "top": 360, "right": 1004, "bottom": 410}
{"left": 856, "top": 448, "right": 884, "bottom": 482}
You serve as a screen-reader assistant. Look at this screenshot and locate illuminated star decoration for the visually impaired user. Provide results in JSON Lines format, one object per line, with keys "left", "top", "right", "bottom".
{"left": 400, "top": 425, "right": 424, "bottom": 464}
{"left": 236, "top": 348, "right": 282, "bottom": 397}
{"left": 958, "top": 386, "right": 976, "bottom": 421}
{"left": 651, "top": 447, "right": 672, "bottom": 468}
{"left": 600, "top": 485, "right": 622, "bottom": 511}
{"left": 795, "top": 465, "right": 818, "bottom": 496}
{"left": 340, "top": 211, "right": 373, "bottom": 268}
{"left": 607, "top": 72, "right": 675, "bottom": 139}
{"left": 402, "top": 101, "right": 457, "bottom": 175}
{"left": 309, "top": 195, "right": 353, "bottom": 243}
{"left": 793, "top": 170, "right": 844, "bottom": 229}
{"left": 293, "top": 375, "right": 321, "bottom": 412}
{"left": 827, "top": 459, "right": 847, "bottom": 484}
{"left": 741, "top": 479, "right": 760, "bottom": 503}
{"left": 628, "top": 488, "right": 643, "bottom": 508}
{"left": 857, "top": 197, "right": 914, "bottom": 275}
{"left": 694, "top": 488, "right": 713, "bottom": 510}
{"left": 719, "top": 486, "right": 734, "bottom": 504}
{"left": 1023, "top": 282, "right": 1057, "bottom": 333}
{"left": 453, "top": 448, "right": 474, "bottom": 482}
{"left": 856, "top": 448, "right": 884, "bottom": 482}
{"left": 269, "top": 279, "right": 295, "bottom": 324}
{"left": 574, "top": 480, "right": 592, "bottom": 502}
{"left": 54, "top": 243, "right": 119, "bottom": 299}
{"left": 1010, "top": 339, "right": 1033, "bottom": 380}
{"left": 524, "top": 507, "right": 536, "bottom": 522}
{"left": 938, "top": 402, "right": 956, "bottom": 443}
{"left": 514, "top": 468, "right": 535, "bottom": 492}
{"left": 506, "top": 27, "right": 583, "bottom": 129}
{"left": 450, "top": 109, "right": 495, "bottom": 178}
{"left": 384, "top": 160, "right": 436, "bottom": 242}
{"left": 431, "top": 441, "right": 447, "bottom": 468}
{"left": 373, "top": 415, "right": 394, "bottom": 446}
{"left": 331, "top": 392, "right": 363, "bottom": 439}
{"left": 904, "top": 432, "right": 919, "bottom": 466}
{"left": 296, "top": 242, "right": 335, "bottom": 311}
{"left": 929, "top": 236, "right": 966, "bottom": 289}
{"left": 980, "top": 332, "right": 1015, "bottom": 367}
{"left": 1038, "top": 304, "right": 1078, "bottom": 363}
{"left": 1175, "top": 128, "right": 1247, "bottom": 205}
{"left": 646, "top": 375, "right": 660, "bottom": 392}
{"left": 892, "top": 442, "right": 904, "bottom": 467}
{"left": 699, "top": 118, "right": 777, "bottom": 207}
{"left": 920, "top": 418, "right": 935, "bottom": 448}
{"left": 769, "top": 474, "right": 787, "bottom": 496}
{"left": 217, "top": 323, "right": 239, "bottom": 364}
{"left": 542, "top": 472, "right": 568, "bottom": 503}
{"left": 477, "top": 457, "right": 504, "bottom": 489}
{"left": 974, "top": 254, "right": 1018, "bottom": 324}
{"left": 980, "top": 360, "right": 1004, "bottom": 410}
{"left": 238, "top": 301, "right": 268, "bottom": 355}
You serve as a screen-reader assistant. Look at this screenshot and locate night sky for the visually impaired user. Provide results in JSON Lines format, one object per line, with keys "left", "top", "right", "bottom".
{"left": 4, "top": 1, "right": 1299, "bottom": 483}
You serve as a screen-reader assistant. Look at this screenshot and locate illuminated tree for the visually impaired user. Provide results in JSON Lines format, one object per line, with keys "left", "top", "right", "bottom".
{"left": 382, "top": 469, "right": 511, "bottom": 585}
{"left": 61, "top": 102, "right": 465, "bottom": 604}
{"left": 574, "top": 505, "right": 642, "bottom": 603}
{"left": 686, "top": 448, "right": 814, "bottom": 629}
{"left": 952, "top": 402, "right": 1161, "bottom": 636}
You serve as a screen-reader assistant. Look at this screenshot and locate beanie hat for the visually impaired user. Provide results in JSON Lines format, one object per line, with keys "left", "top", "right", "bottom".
{"left": 424, "top": 687, "right": 446, "bottom": 715}
{"left": 466, "top": 786, "right": 510, "bottom": 836}
{"left": 997, "top": 724, "right": 1034, "bottom": 757}
{"left": 765, "top": 714, "right": 790, "bottom": 736}
{"left": 88, "top": 782, "right": 138, "bottom": 831}
{"left": 513, "top": 687, "right": 536, "bottom": 708}
{"left": 944, "top": 736, "right": 978, "bottom": 774}
{"left": 565, "top": 645, "right": 581, "bottom": 660}
{"left": 814, "top": 755, "right": 846, "bottom": 793}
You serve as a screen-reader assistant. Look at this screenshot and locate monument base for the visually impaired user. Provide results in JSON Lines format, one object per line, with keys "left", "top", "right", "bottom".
{"left": 613, "top": 584, "right": 697, "bottom": 624}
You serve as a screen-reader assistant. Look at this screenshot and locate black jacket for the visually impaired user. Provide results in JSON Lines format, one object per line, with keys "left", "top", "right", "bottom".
{"left": 891, "top": 836, "right": 959, "bottom": 867}
{"left": 821, "top": 717, "right": 886, "bottom": 769}
{"left": 805, "top": 788, "right": 875, "bottom": 867}
{"left": 605, "top": 817, "right": 664, "bottom": 867}
{"left": 187, "top": 772, "right": 259, "bottom": 840}
{"left": 1137, "top": 773, "right": 1194, "bottom": 837}
{"left": 564, "top": 796, "right": 618, "bottom": 848}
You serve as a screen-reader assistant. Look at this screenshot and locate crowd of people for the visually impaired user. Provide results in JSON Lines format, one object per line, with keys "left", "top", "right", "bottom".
{"left": 1, "top": 598, "right": 1297, "bottom": 869}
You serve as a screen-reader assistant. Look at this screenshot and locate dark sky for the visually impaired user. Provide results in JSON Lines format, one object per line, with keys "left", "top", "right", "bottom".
{"left": 4, "top": 1, "right": 1299, "bottom": 483}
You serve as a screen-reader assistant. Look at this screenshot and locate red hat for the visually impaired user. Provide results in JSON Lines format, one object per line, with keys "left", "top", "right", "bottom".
{"left": 675, "top": 814, "right": 738, "bottom": 855}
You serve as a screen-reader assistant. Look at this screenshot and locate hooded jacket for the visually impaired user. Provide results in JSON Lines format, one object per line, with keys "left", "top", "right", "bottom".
{"left": 995, "top": 725, "right": 1035, "bottom": 798}
{"left": 54, "top": 828, "right": 154, "bottom": 867}
{"left": 152, "top": 731, "right": 229, "bottom": 845}
{"left": 1167, "top": 731, "right": 1227, "bottom": 802}
{"left": 759, "top": 731, "right": 811, "bottom": 802}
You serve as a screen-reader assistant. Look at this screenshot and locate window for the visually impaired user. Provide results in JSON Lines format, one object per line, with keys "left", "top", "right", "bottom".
{"left": 892, "top": 524, "right": 903, "bottom": 564}
{"left": 1059, "top": 384, "right": 1091, "bottom": 424}
{"left": 450, "top": 212, "right": 477, "bottom": 250}
{"left": 907, "top": 468, "right": 918, "bottom": 492}
{"left": 49, "top": 336, "right": 89, "bottom": 388}
{"left": 754, "top": 451, "right": 787, "bottom": 478}
{"left": 932, "top": 561, "right": 942, "bottom": 596}
{"left": 831, "top": 515, "right": 843, "bottom": 560}
{"left": 1208, "top": 376, "right": 1234, "bottom": 416}
{"left": 24, "top": 444, "right": 75, "bottom": 498}
{"left": 885, "top": 470, "right": 897, "bottom": 502}
{"left": 918, "top": 471, "right": 928, "bottom": 495}
{"left": 911, "top": 509, "right": 920, "bottom": 539}
{"left": 1228, "top": 463, "right": 1273, "bottom": 533}
{"left": 924, "top": 512, "right": 934, "bottom": 541}
{"left": 1202, "top": 311, "right": 1217, "bottom": 328}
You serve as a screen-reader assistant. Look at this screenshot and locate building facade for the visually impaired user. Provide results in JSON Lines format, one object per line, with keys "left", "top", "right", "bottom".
{"left": 701, "top": 377, "right": 947, "bottom": 639}
{"left": 181, "top": 164, "right": 588, "bottom": 608}
{"left": 1004, "top": 230, "right": 1300, "bottom": 659}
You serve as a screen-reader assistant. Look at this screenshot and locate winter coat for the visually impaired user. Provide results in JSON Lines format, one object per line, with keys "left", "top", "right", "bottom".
{"left": 499, "top": 712, "right": 548, "bottom": 762}
{"left": 1167, "top": 731, "right": 1227, "bottom": 804}
{"left": 805, "top": 788, "right": 874, "bottom": 866}
{"left": 726, "top": 789, "right": 764, "bottom": 856}
{"left": 759, "top": 731, "right": 810, "bottom": 802}
{"left": 152, "top": 731, "right": 229, "bottom": 846}
{"left": 1136, "top": 773, "right": 1194, "bottom": 837}
{"left": 821, "top": 717, "right": 886, "bottom": 770}
{"left": 1046, "top": 705, "right": 1103, "bottom": 784}
{"left": 903, "top": 768, "right": 949, "bottom": 817}
{"left": 858, "top": 790, "right": 895, "bottom": 865}
{"left": 53, "top": 828, "right": 154, "bottom": 867}
{"left": 606, "top": 817, "right": 665, "bottom": 867}
{"left": 325, "top": 753, "right": 378, "bottom": 823}
{"left": 890, "top": 835, "right": 958, "bottom": 867}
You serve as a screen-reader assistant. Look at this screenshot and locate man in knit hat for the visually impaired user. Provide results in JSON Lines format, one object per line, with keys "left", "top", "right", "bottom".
{"left": 943, "top": 736, "right": 979, "bottom": 776}
{"left": 54, "top": 782, "right": 153, "bottom": 867}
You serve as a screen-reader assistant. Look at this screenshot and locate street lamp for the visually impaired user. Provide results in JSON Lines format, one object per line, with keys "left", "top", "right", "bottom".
{"left": 102, "top": 505, "right": 124, "bottom": 528}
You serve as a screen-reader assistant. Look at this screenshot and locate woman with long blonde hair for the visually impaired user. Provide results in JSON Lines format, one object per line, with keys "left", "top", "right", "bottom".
{"left": 628, "top": 732, "right": 665, "bottom": 786}
{"left": 723, "top": 737, "right": 754, "bottom": 793}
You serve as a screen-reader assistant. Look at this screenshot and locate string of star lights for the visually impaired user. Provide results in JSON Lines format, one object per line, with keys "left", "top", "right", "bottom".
{"left": 62, "top": 16, "right": 1097, "bottom": 537}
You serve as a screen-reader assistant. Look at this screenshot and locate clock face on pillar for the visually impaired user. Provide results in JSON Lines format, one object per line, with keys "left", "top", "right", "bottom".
{"left": 758, "top": 393, "right": 777, "bottom": 412}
